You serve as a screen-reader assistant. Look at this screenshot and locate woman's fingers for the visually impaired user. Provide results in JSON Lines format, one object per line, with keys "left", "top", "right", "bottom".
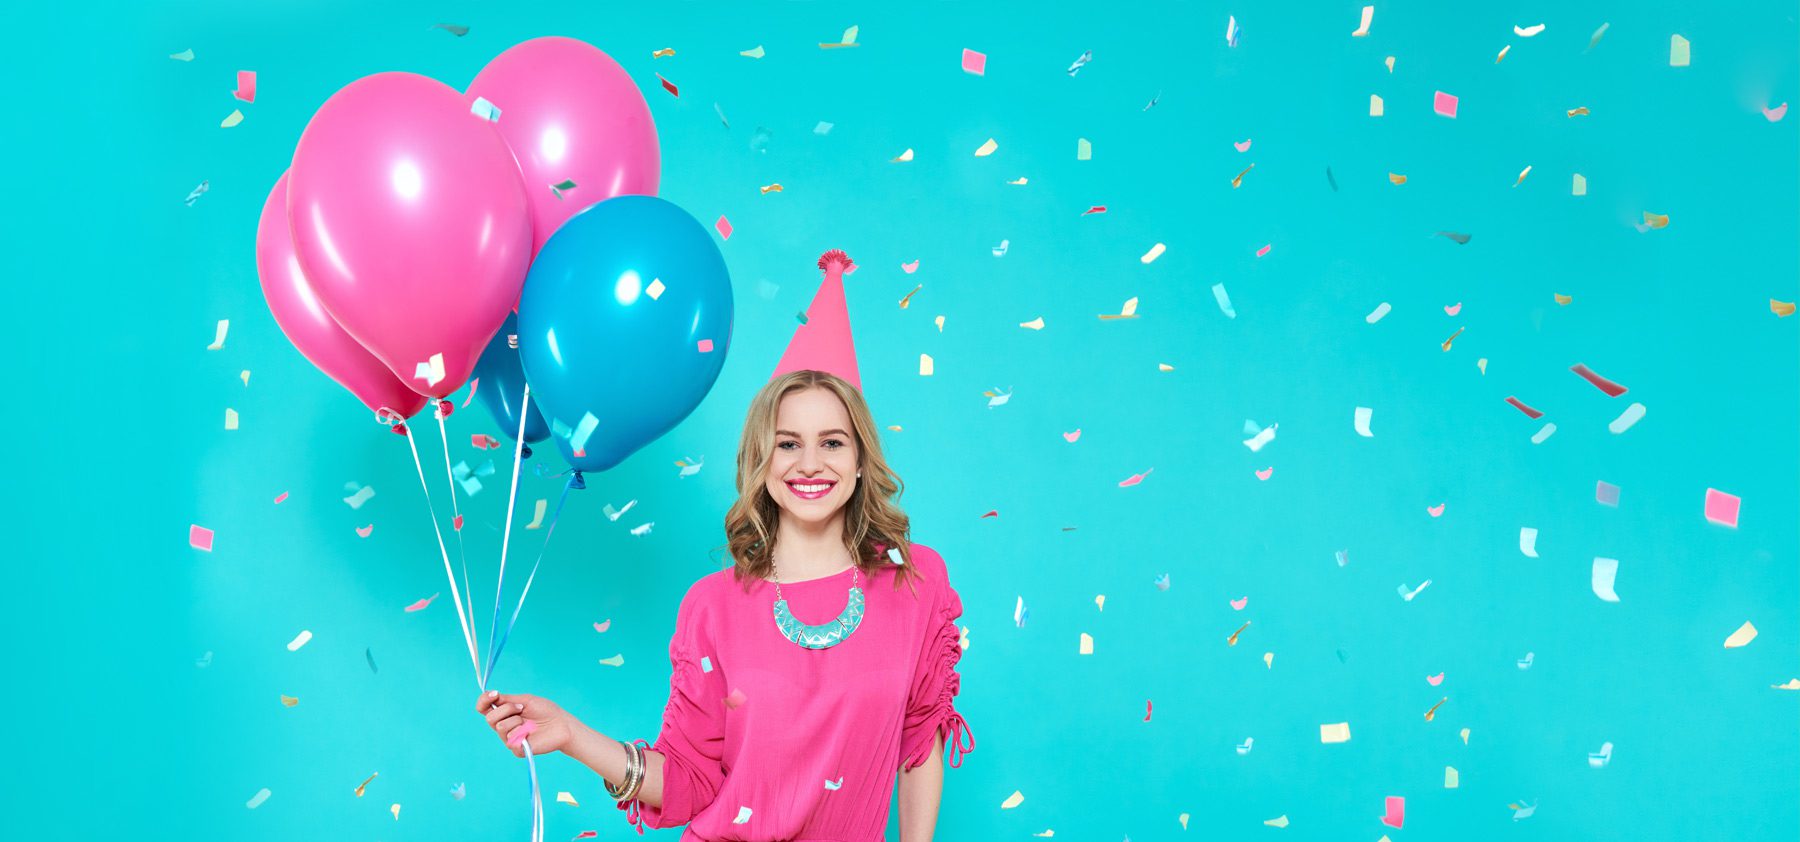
{"left": 486, "top": 701, "right": 525, "bottom": 728}
{"left": 475, "top": 690, "right": 505, "bottom": 714}
{"left": 494, "top": 714, "right": 524, "bottom": 738}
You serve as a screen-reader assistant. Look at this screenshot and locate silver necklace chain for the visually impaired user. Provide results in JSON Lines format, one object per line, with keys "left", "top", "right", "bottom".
{"left": 772, "top": 561, "right": 858, "bottom": 603}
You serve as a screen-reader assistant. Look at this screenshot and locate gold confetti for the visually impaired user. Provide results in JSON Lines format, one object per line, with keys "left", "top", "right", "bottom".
{"left": 1140, "top": 242, "right": 1166, "bottom": 263}
{"left": 1496, "top": 45, "right": 1510, "bottom": 63}
{"left": 898, "top": 284, "right": 922, "bottom": 308}
{"left": 1772, "top": 299, "right": 1796, "bottom": 317}
{"left": 760, "top": 183, "right": 783, "bottom": 194}
{"left": 1263, "top": 652, "right": 1274, "bottom": 669}
{"left": 1445, "top": 766, "right": 1460, "bottom": 788}
{"left": 557, "top": 791, "right": 580, "bottom": 806}
{"left": 279, "top": 694, "right": 298, "bottom": 707}
{"left": 1264, "top": 815, "right": 1290, "bottom": 828}
{"left": 1567, "top": 106, "right": 1590, "bottom": 117}
{"left": 1442, "top": 326, "right": 1464, "bottom": 351}
{"left": 740, "top": 45, "right": 765, "bottom": 59}
{"left": 598, "top": 653, "right": 625, "bottom": 667}
{"left": 225, "top": 408, "right": 239, "bottom": 430}
{"left": 886, "top": 425, "right": 903, "bottom": 432}
{"left": 1007, "top": 176, "right": 1028, "bottom": 185}
{"left": 1460, "top": 727, "right": 1471, "bottom": 744}
{"left": 390, "top": 803, "right": 400, "bottom": 820}
{"left": 1230, "top": 163, "right": 1254, "bottom": 188}
{"left": 1020, "top": 316, "right": 1045, "bottom": 330}
{"left": 1157, "top": 363, "right": 1174, "bottom": 372}
{"left": 651, "top": 48, "right": 676, "bottom": 58}
{"left": 1514, "top": 165, "right": 1531, "bottom": 186}
{"left": 919, "top": 353, "right": 934, "bottom": 376}
{"left": 1370, "top": 94, "right": 1384, "bottom": 116}
{"left": 933, "top": 315, "right": 944, "bottom": 332}
{"left": 1001, "top": 790, "right": 1025, "bottom": 809}
{"left": 1179, "top": 813, "right": 1190, "bottom": 829}
{"left": 240, "top": 370, "right": 251, "bottom": 386}
{"left": 646, "top": 278, "right": 665, "bottom": 300}
{"left": 1078, "top": 632, "right": 1093, "bottom": 654}
{"left": 1724, "top": 621, "right": 1758, "bottom": 648}
{"left": 1477, "top": 358, "right": 1488, "bottom": 374}
{"left": 1099, "top": 297, "right": 1140, "bottom": 320}
{"left": 974, "top": 138, "right": 999, "bottom": 157}
{"left": 1424, "top": 696, "right": 1447, "bottom": 721}
{"left": 1554, "top": 293, "right": 1573, "bottom": 305}
{"left": 1643, "top": 211, "right": 1670, "bottom": 229}
{"left": 1384, "top": 56, "right": 1395, "bottom": 72}
{"left": 1227, "top": 621, "right": 1250, "bottom": 646}
{"left": 354, "top": 772, "right": 378, "bottom": 797}
{"left": 1389, "top": 172, "right": 1407, "bottom": 185}
{"left": 891, "top": 148, "right": 914, "bottom": 162}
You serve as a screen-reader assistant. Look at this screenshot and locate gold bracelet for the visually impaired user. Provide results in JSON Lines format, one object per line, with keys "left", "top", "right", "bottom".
{"left": 605, "top": 740, "right": 640, "bottom": 799}
{"left": 621, "top": 741, "right": 646, "bottom": 802}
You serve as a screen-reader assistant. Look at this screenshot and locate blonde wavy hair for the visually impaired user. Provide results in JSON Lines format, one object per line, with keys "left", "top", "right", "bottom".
{"left": 720, "top": 369, "right": 921, "bottom": 595}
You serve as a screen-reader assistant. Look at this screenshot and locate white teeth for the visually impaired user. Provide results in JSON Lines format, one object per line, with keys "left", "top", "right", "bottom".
{"left": 792, "top": 483, "right": 831, "bottom": 493}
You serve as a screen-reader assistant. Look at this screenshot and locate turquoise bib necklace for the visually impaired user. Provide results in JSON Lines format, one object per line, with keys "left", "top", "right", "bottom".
{"left": 771, "top": 563, "right": 865, "bottom": 649}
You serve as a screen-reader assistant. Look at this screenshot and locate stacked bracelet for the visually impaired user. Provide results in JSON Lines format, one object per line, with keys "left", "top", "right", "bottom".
{"left": 604, "top": 739, "right": 645, "bottom": 802}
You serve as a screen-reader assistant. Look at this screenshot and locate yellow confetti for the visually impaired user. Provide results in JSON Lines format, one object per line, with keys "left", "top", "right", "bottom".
{"left": 240, "top": 370, "right": 251, "bottom": 386}
{"left": 1033, "top": 831, "right": 1054, "bottom": 838}
{"left": 1141, "top": 243, "right": 1166, "bottom": 264}
{"left": 1227, "top": 621, "right": 1249, "bottom": 646}
{"left": 1158, "top": 363, "right": 1174, "bottom": 372}
{"left": 1477, "top": 358, "right": 1488, "bottom": 374}
{"left": 933, "top": 315, "right": 944, "bottom": 332}
{"left": 1020, "top": 316, "right": 1045, "bottom": 330}
{"left": 1554, "top": 293, "right": 1573, "bottom": 305}
{"left": 820, "top": 25, "right": 859, "bottom": 49}
{"left": 1573, "top": 173, "right": 1587, "bottom": 195}
{"left": 1264, "top": 815, "right": 1289, "bottom": 828}
{"left": 1424, "top": 696, "right": 1448, "bottom": 721}
{"left": 1263, "top": 652, "right": 1273, "bottom": 669}
{"left": 1077, "top": 137, "right": 1092, "bottom": 160}
{"left": 886, "top": 425, "right": 903, "bottom": 432}
{"left": 1670, "top": 34, "right": 1690, "bottom": 67}
{"left": 1724, "top": 621, "right": 1758, "bottom": 648}
{"left": 1643, "top": 211, "right": 1670, "bottom": 229}
{"left": 1514, "top": 165, "right": 1531, "bottom": 186}
{"left": 1078, "top": 632, "right": 1093, "bottom": 654}
{"left": 1094, "top": 594, "right": 1105, "bottom": 611}
{"left": 1515, "top": 23, "right": 1547, "bottom": 37}
{"left": 1460, "top": 727, "right": 1471, "bottom": 744}
{"left": 1178, "top": 813, "right": 1190, "bottom": 829}
{"left": 646, "top": 278, "right": 665, "bottom": 300}
{"left": 651, "top": 48, "right": 676, "bottom": 58}
{"left": 221, "top": 109, "right": 244, "bottom": 128}
{"left": 1001, "top": 790, "right": 1025, "bottom": 809}
{"left": 1772, "top": 299, "right": 1795, "bottom": 317}
{"left": 892, "top": 148, "right": 914, "bottom": 162}
{"left": 1442, "top": 326, "right": 1464, "bottom": 351}
{"left": 1567, "top": 106, "right": 1590, "bottom": 117}
{"left": 598, "top": 653, "right": 625, "bottom": 667}
{"left": 280, "top": 694, "right": 298, "bottom": 707}
{"left": 918, "top": 353, "right": 934, "bottom": 376}
{"left": 740, "top": 45, "right": 765, "bottom": 59}
{"left": 760, "top": 183, "right": 783, "bottom": 194}
{"left": 1445, "top": 766, "right": 1460, "bottom": 788}
{"left": 974, "top": 138, "right": 998, "bottom": 157}
{"left": 1099, "top": 297, "right": 1139, "bottom": 320}
{"left": 898, "top": 284, "right": 922, "bottom": 308}
{"left": 1370, "top": 94, "right": 1384, "bottom": 116}
{"left": 1230, "top": 163, "right": 1254, "bottom": 188}
{"left": 1008, "top": 176, "right": 1028, "bottom": 185}
{"left": 354, "top": 772, "right": 377, "bottom": 797}
{"left": 390, "top": 803, "right": 400, "bottom": 820}
{"left": 224, "top": 408, "right": 239, "bottom": 430}
{"left": 1389, "top": 172, "right": 1407, "bottom": 185}
{"left": 1774, "top": 678, "right": 1800, "bottom": 690}
{"left": 1496, "top": 45, "right": 1510, "bottom": 63}
{"left": 1320, "top": 722, "right": 1352, "bottom": 743}
{"left": 1384, "top": 56, "right": 1395, "bottom": 72}
{"left": 557, "top": 791, "right": 580, "bottom": 806}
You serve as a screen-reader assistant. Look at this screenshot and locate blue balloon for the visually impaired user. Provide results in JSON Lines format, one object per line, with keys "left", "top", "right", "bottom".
{"left": 471, "top": 311, "right": 550, "bottom": 451}
{"left": 517, "top": 196, "right": 733, "bottom": 473}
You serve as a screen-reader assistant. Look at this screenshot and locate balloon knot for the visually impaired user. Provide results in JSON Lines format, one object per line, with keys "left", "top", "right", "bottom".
{"left": 520, "top": 444, "right": 533, "bottom": 459}
{"left": 390, "top": 422, "right": 409, "bottom": 436}
{"left": 569, "top": 471, "right": 587, "bottom": 491}
{"left": 818, "top": 249, "right": 854, "bottom": 276}
{"left": 437, "top": 400, "right": 455, "bottom": 418}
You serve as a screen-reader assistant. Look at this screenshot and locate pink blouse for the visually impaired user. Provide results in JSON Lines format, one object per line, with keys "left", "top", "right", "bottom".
{"left": 615, "top": 542, "right": 974, "bottom": 840}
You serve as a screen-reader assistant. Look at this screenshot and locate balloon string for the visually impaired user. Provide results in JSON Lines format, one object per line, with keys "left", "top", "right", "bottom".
{"left": 483, "top": 383, "right": 533, "bottom": 691}
{"left": 402, "top": 424, "right": 483, "bottom": 686}
{"left": 434, "top": 410, "right": 480, "bottom": 665}
{"left": 524, "top": 736, "right": 544, "bottom": 842}
{"left": 483, "top": 470, "right": 580, "bottom": 682}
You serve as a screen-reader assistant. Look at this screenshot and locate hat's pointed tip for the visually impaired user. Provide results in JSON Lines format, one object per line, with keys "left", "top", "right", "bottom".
{"left": 818, "top": 249, "right": 854, "bottom": 275}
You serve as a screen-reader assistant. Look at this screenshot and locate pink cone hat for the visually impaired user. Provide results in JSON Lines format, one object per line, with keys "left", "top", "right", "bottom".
{"left": 772, "top": 249, "right": 861, "bottom": 389}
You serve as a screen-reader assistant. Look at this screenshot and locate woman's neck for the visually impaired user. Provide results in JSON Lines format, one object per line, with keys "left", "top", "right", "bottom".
{"left": 769, "top": 512, "right": 853, "bottom": 581}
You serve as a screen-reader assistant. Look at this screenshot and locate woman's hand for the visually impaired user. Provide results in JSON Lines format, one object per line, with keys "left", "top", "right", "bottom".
{"left": 475, "top": 690, "right": 578, "bottom": 758}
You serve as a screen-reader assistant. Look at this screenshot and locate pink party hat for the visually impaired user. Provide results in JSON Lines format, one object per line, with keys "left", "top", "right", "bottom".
{"left": 772, "top": 249, "right": 861, "bottom": 389}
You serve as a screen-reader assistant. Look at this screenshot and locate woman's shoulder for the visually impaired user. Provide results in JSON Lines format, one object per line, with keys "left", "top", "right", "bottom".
{"left": 905, "top": 542, "right": 948, "bottom": 581}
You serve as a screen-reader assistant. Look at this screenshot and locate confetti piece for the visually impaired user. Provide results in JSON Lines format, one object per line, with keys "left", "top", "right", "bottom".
{"left": 189, "top": 524, "right": 215, "bottom": 552}
{"left": 1514, "top": 23, "right": 1545, "bottom": 37}
{"left": 1179, "top": 813, "right": 1190, "bottom": 829}
{"left": 1642, "top": 211, "right": 1670, "bottom": 230}
{"left": 1265, "top": 816, "right": 1290, "bottom": 828}
{"left": 724, "top": 687, "right": 747, "bottom": 709}
{"left": 365, "top": 648, "right": 378, "bottom": 673}
{"left": 471, "top": 434, "right": 500, "bottom": 450}
{"left": 470, "top": 97, "right": 500, "bottom": 122}
{"left": 1078, "top": 632, "right": 1094, "bottom": 654}
{"left": 1424, "top": 697, "right": 1447, "bottom": 721}
{"left": 233, "top": 70, "right": 256, "bottom": 103}
{"left": 1496, "top": 45, "right": 1511, "bottom": 63}
{"left": 1434, "top": 90, "right": 1459, "bottom": 118}
{"left": 355, "top": 773, "right": 377, "bottom": 797}
{"left": 1002, "top": 791, "right": 1025, "bottom": 809}
{"left": 698, "top": 338, "right": 714, "bottom": 353}
{"left": 651, "top": 48, "right": 675, "bottom": 59}
{"left": 1020, "top": 316, "right": 1044, "bottom": 330}
{"left": 1400, "top": 580, "right": 1432, "bottom": 601}
{"left": 1592, "top": 557, "right": 1621, "bottom": 601}
{"left": 1514, "top": 165, "right": 1532, "bottom": 186}
{"left": 820, "top": 25, "right": 859, "bottom": 49}
{"left": 974, "top": 138, "right": 998, "bottom": 157}
{"left": 1366, "top": 302, "right": 1391, "bottom": 323}
{"left": 224, "top": 408, "right": 239, "bottom": 430}
{"left": 1211, "top": 282, "right": 1236, "bottom": 318}
{"left": 934, "top": 315, "right": 945, "bottom": 331}
{"left": 961, "top": 48, "right": 986, "bottom": 75}
{"left": 1567, "top": 106, "right": 1591, "bottom": 118}
{"left": 287, "top": 630, "right": 313, "bottom": 651}
{"left": 1704, "top": 488, "right": 1741, "bottom": 527}
{"left": 1007, "top": 177, "right": 1027, "bottom": 185}
{"left": 573, "top": 832, "right": 595, "bottom": 839}
{"left": 414, "top": 352, "right": 446, "bottom": 388}
{"left": 1254, "top": 467, "right": 1272, "bottom": 481}
{"left": 1389, "top": 172, "right": 1407, "bottom": 185}
{"left": 1723, "top": 621, "right": 1758, "bottom": 648}
{"left": 1427, "top": 503, "right": 1445, "bottom": 517}
{"left": 391, "top": 803, "right": 401, "bottom": 820}
{"left": 558, "top": 791, "right": 580, "bottom": 806}
{"left": 549, "top": 178, "right": 577, "bottom": 200}
{"left": 892, "top": 148, "right": 914, "bottom": 162}
{"left": 1143, "top": 91, "right": 1161, "bottom": 111}
{"left": 1589, "top": 742, "right": 1613, "bottom": 768}
{"left": 1427, "top": 672, "right": 1445, "bottom": 687}
{"left": 1140, "top": 243, "right": 1165, "bottom": 264}
{"left": 700, "top": 655, "right": 712, "bottom": 672}
{"left": 246, "top": 788, "right": 271, "bottom": 809}
{"left": 1236, "top": 738, "right": 1253, "bottom": 755}
{"left": 1442, "top": 326, "right": 1465, "bottom": 351}
{"left": 1518, "top": 527, "right": 1543, "bottom": 557}
{"left": 1608, "top": 402, "right": 1646, "bottom": 433}
{"left": 1352, "top": 5, "right": 1373, "bottom": 36}
{"left": 1764, "top": 103, "right": 1788, "bottom": 122}
{"left": 1505, "top": 396, "right": 1543, "bottom": 419}
{"left": 824, "top": 777, "right": 843, "bottom": 791}
{"left": 598, "top": 653, "right": 625, "bottom": 667}
{"left": 1326, "top": 166, "right": 1338, "bottom": 191}
{"left": 1076, "top": 137, "right": 1091, "bottom": 160}
{"left": 185, "top": 180, "right": 209, "bottom": 206}
{"left": 1352, "top": 406, "right": 1375, "bottom": 437}
{"left": 221, "top": 109, "right": 244, "bottom": 128}
{"left": 1244, "top": 423, "right": 1277, "bottom": 451}
{"left": 917, "top": 353, "right": 935, "bottom": 376}
{"left": 1335, "top": 550, "right": 1349, "bottom": 568}
{"left": 741, "top": 45, "right": 765, "bottom": 58}
{"left": 1586, "top": 22, "right": 1610, "bottom": 50}
{"left": 1227, "top": 621, "right": 1250, "bottom": 645}
{"left": 1154, "top": 573, "right": 1170, "bottom": 590}
{"left": 656, "top": 74, "right": 678, "bottom": 97}
{"left": 205, "top": 319, "right": 230, "bottom": 350}
{"left": 170, "top": 48, "right": 194, "bottom": 61}
{"left": 1229, "top": 597, "right": 1248, "bottom": 611}
{"left": 404, "top": 593, "right": 438, "bottom": 612}
{"left": 1381, "top": 796, "right": 1405, "bottom": 828}
{"left": 1554, "top": 293, "right": 1573, "bottom": 305}
{"left": 1118, "top": 468, "right": 1153, "bottom": 487}
{"left": 1571, "top": 363, "right": 1628, "bottom": 397}
{"left": 1385, "top": 56, "right": 1395, "bottom": 72}
{"left": 1230, "top": 163, "right": 1254, "bottom": 188}
{"left": 1573, "top": 173, "right": 1587, "bottom": 196}
{"left": 1670, "top": 34, "right": 1690, "bottom": 67}
{"left": 1444, "top": 302, "right": 1462, "bottom": 316}
{"left": 1369, "top": 94, "right": 1384, "bottom": 116}
{"left": 432, "top": 22, "right": 469, "bottom": 36}
{"left": 814, "top": 121, "right": 833, "bottom": 134}
{"left": 344, "top": 486, "right": 376, "bottom": 509}
{"left": 1774, "top": 679, "right": 1800, "bottom": 690}
{"left": 1232, "top": 139, "right": 1253, "bottom": 154}
{"left": 1255, "top": 243, "right": 1270, "bottom": 257}
{"left": 1067, "top": 50, "right": 1092, "bottom": 75}
{"left": 280, "top": 694, "right": 298, "bottom": 707}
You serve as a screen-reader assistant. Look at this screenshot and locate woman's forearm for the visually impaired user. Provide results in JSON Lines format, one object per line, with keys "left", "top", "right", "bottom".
{"left": 897, "top": 739, "right": 945, "bottom": 842}
{"left": 563, "top": 719, "right": 670, "bottom": 808}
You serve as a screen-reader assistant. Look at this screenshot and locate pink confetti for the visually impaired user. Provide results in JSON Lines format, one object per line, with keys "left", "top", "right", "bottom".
{"left": 724, "top": 687, "right": 748, "bottom": 709}
{"left": 189, "top": 524, "right": 215, "bottom": 552}
{"left": 593, "top": 619, "right": 611, "bottom": 633}
{"left": 1229, "top": 597, "right": 1248, "bottom": 610}
{"left": 656, "top": 73, "right": 678, "bottom": 97}
{"left": 1444, "top": 302, "right": 1462, "bottom": 316}
{"left": 1144, "top": 700, "right": 1153, "bottom": 721}
{"left": 1381, "top": 796, "right": 1405, "bottom": 829}
{"left": 715, "top": 215, "right": 732, "bottom": 240}
{"left": 1255, "top": 244, "right": 1271, "bottom": 257}
{"left": 574, "top": 833, "right": 598, "bottom": 841}
{"left": 462, "top": 379, "right": 480, "bottom": 408}
{"left": 453, "top": 514, "right": 464, "bottom": 531}
{"left": 698, "top": 338, "right": 715, "bottom": 353}
{"left": 356, "top": 524, "right": 374, "bottom": 537}
{"left": 1082, "top": 205, "right": 1108, "bottom": 215}
{"left": 901, "top": 260, "right": 919, "bottom": 273}
{"left": 1063, "top": 429, "right": 1081, "bottom": 443}
{"left": 404, "top": 594, "right": 438, "bottom": 612}
{"left": 1233, "top": 139, "right": 1252, "bottom": 153}
{"left": 472, "top": 434, "right": 500, "bottom": 450}
{"left": 505, "top": 718, "right": 539, "bottom": 748}
{"left": 1434, "top": 90, "right": 1459, "bottom": 118}
{"left": 1427, "top": 503, "right": 1446, "bottom": 517}
{"left": 1117, "top": 468, "right": 1154, "bottom": 487}
{"left": 233, "top": 70, "right": 256, "bottom": 103}
{"left": 1570, "top": 363, "right": 1628, "bottom": 397}
{"left": 961, "top": 48, "right": 987, "bottom": 75}
{"left": 1704, "top": 488, "right": 1741, "bottom": 527}
{"left": 1505, "top": 396, "right": 1544, "bottom": 419}
{"left": 1254, "top": 467, "right": 1273, "bottom": 480}
{"left": 272, "top": 492, "right": 289, "bottom": 504}
{"left": 980, "top": 510, "right": 998, "bottom": 519}
{"left": 1765, "top": 102, "right": 1788, "bottom": 122}
{"left": 1426, "top": 672, "right": 1444, "bottom": 686}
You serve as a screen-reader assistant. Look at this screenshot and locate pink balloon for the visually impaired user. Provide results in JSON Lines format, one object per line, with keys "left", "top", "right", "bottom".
{"left": 287, "top": 71, "right": 533, "bottom": 398}
{"left": 466, "top": 36, "right": 660, "bottom": 257}
{"left": 256, "top": 172, "right": 428, "bottom": 420}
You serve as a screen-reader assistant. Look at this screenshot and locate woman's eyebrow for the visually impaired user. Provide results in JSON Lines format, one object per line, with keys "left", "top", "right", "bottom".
{"left": 776, "top": 428, "right": 850, "bottom": 438}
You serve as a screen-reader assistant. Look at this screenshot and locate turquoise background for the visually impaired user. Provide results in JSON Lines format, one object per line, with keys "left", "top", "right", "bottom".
{"left": 9, "top": 1, "right": 1797, "bottom": 839}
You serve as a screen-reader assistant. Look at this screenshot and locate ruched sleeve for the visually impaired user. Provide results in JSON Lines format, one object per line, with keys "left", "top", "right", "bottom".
{"left": 898, "top": 545, "right": 976, "bottom": 772}
{"left": 617, "top": 586, "right": 726, "bottom": 833}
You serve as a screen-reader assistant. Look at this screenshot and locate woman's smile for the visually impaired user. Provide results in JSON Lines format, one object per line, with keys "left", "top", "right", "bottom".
{"left": 785, "top": 478, "right": 837, "bottom": 500}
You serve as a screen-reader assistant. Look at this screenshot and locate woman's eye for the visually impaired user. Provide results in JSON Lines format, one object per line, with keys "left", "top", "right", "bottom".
{"left": 824, "top": 439, "right": 843, "bottom": 448}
